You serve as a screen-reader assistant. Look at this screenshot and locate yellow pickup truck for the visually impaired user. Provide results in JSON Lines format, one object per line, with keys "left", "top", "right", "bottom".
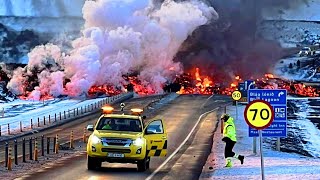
{"left": 86, "top": 105, "right": 167, "bottom": 171}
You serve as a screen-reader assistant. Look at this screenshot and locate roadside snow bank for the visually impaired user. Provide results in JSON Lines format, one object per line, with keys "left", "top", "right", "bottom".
{"left": 200, "top": 103, "right": 320, "bottom": 180}
{"left": 263, "top": 99, "right": 320, "bottom": 158}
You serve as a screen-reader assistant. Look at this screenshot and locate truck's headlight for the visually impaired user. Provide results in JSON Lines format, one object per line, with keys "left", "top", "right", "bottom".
{"left": 91, "top": 135, "right": 101, "bottom": 145}
{"left": 133, "top": 137, "right": 144, "bottom": 146}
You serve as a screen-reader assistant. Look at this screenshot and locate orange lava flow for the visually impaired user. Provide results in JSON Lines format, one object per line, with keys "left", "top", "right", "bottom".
{"left": 177, "top": 68, "right": 214, "bottom": 94}
{"left": 16, "top": 70, "right": 320, "bottom": 101}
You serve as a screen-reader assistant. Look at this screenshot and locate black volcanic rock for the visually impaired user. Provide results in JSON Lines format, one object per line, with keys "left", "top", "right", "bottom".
{"left": 0, "top": 23, "right": 44, "bottom": 64}
{"left": 0, "top": 81, "right": 15, "bottom": 102}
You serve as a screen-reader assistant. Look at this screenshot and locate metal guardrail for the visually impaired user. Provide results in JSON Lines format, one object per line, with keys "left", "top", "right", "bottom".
{"left": 1, "top": 136, "right": 56, "bottom": 168}
{"left": 0, "top": 93, "right": 133, "bottom": 138}
{"left": 0, "top": 133, "right": 88, "bottom": 170}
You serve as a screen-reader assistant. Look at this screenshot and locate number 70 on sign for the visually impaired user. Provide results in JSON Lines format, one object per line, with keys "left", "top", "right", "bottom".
{"left": 244, "top": 100, "right": 275, "bottom": 130}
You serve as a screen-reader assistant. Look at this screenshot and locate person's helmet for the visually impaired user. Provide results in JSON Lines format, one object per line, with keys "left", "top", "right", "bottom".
{"left": 220, "top": 113, "right": 230, "bottom": 122}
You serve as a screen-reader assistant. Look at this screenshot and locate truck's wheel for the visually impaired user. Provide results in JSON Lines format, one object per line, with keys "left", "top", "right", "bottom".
{"left": 87, "top": 156, "right": 101, "bottom": 170}
{"left": 146, "top": 157, "right": 150, "bottom": 169}
{"left": 137, "top": 157, "right": 148, "bottom": 172}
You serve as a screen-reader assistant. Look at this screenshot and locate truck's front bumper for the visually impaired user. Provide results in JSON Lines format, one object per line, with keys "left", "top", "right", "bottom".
{"left": 87, "top": 144, "right": 146, "bottom": 162}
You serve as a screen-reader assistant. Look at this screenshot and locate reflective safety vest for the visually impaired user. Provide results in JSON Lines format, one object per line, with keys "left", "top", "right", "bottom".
{"left": 223, "top": 117, "right": 237, "bottom": 142}
{"left": 102, "top": 124, "right": 112, "bottom": 130}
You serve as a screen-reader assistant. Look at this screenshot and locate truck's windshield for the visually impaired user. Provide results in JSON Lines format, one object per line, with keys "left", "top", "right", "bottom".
{"left": 96, "top": 117, "right": 142, "bottom": 132}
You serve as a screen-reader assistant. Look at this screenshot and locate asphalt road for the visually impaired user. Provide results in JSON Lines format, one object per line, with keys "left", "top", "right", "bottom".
{"left": 19, "top": 95, "right": 231, "bottom": 180}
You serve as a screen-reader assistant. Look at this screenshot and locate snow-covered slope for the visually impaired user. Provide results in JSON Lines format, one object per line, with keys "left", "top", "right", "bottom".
{"left": 258, "top": 21, "right": 320, "bottom": 48}
{"left": 261, "top": 0, "right": 320, "bottom": 22}
{"left": 0, "top": 0, "right": 84, "bottom": 18}
{"left": 258, "top": 0, "right": 320, "bottom": 47}
{"left": 0, "top": 17, "right": 83, "bottom": 38}
{"left": 0, "top": 0, "right": 85, "bottom": 39}
{"left": 273, "top": 54, "right": 319, "bottom": 81}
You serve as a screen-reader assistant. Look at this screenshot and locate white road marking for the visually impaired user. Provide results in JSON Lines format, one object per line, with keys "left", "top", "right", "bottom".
{"left": 200, "top": 94, "right": 214, "bottom": 108}
{"left": 145, "top": 107, "right": 219, "bottom": 180}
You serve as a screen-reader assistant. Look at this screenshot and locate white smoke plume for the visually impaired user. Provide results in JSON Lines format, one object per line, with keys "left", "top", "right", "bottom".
{"left": 7, "top": 0, "right": 218, "bottom": 100}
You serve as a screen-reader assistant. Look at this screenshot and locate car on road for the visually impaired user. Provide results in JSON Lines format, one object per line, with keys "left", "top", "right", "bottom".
{"left": 86, "top": 105, "right": 167, "bottom": 172}
{"left": 298, "top": 46, "right": 316, "bottom": 56}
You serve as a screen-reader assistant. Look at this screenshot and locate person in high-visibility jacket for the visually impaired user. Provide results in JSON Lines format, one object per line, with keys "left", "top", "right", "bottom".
{"left": 221, "top": 113, "right": 244, "bottom": 167}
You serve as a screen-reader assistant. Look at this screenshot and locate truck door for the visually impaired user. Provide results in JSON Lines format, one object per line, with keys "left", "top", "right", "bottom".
{"left": 144, "top": 119, "right": 167, "bottom": 157}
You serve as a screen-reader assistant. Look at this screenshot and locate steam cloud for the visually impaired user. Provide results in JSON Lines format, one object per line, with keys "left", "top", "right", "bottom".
{"left": 175, "top": 0, "right": 295, "bottom": 85}
{"left": 7, "top": 0, "right": 218, "bottom": 100}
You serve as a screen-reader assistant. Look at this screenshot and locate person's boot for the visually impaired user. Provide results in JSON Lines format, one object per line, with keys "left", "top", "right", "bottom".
{"left": 225, "top": 158, "right": 232, "bottom": 168}
{"left": 238, "top": 155, "right": 244, "bottom": 164}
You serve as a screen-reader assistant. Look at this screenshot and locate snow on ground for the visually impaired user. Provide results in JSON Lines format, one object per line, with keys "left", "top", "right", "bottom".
{"left": 259, "top": 0, "right": 320, "bottom": 48}
{"left": 258, "top": 21, "right": 320, "bottom": 48}
{"left": 0, "top": 0, "right": 84, "bottom": 36}
{"left": 0, "top": 95, "right": 125, "bottom": 134}
{"left": 200, "top": 105, "right": 320, "bottom": 180}
{"left": 287, "top": 99, "right": 320, "bottom": 157}
{"left": 289, "top": 116, "right": 320, "bottom": 157}
{"left": 288, "top": 96, "right": 320, "bottom": 100}
{"left": 261, "top": 0, "right": 320, "bottom": 22}
{"left": 273, "top": 55, "right": 314, "bottom": 81}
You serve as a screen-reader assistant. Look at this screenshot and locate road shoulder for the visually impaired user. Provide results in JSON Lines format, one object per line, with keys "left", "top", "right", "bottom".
{"left": 200, "top": 105, "right": 320, "bottom": 180}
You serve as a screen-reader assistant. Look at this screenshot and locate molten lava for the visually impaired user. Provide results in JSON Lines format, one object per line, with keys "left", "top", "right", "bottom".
{"left": 87, "top": 75, "right": 156, "bottom": 97}
{"left": 14, "top": 68, "right": 320, "bottom": 101}
{"left": 175, "top": 70, "right": 319, "bottom": 97}
{"left": 256, "top": 73, "right": 319, "bottom": 97}
{"left": 177, "top": 68, "right": 215, "bottom": 94}
{"left": 88, "top": 85, "right": 122, "bottom": 97}
{"left": 265, "top": 73, "right": 274, "bottom": 79}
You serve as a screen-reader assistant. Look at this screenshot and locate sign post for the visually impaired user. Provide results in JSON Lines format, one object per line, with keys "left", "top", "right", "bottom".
{"left": 244, "top": 99, "right": 274, "bottom": 180}
{"left": 245, "top": 80, "right": 257, "bottom": 153}
{"left": 259, "top": 130, "right": 264, "bottom": 180}
{"left": 232, "top": 90, "right": 242, "bottom": 120}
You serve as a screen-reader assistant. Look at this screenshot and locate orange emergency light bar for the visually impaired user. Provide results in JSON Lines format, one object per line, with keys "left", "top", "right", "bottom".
{"left": 102, "top": 106, "right": 114, "bottom": 114}
{"left": 131, "top": 108, "right": 143, "bottom": 115}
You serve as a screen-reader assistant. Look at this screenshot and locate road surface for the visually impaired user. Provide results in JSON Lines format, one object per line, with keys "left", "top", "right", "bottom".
{"left": 18, "top": 95, "right": 231, "bottom": 180}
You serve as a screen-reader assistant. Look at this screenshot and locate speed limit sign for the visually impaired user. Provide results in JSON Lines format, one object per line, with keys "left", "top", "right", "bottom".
{"left": 244, "top": 100, "right": 274, "bottom": 130}
{"left": 232, "top": 90, "right": 242, "bottom": 101}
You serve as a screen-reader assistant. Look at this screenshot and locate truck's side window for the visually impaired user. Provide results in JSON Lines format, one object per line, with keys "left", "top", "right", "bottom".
{"left": 146, "top": 120, "right": 163, "bottom": 134}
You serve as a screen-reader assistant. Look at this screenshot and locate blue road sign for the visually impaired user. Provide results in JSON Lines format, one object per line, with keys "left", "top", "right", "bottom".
{"left": 248, "top": 89, "right": 287, "bottom": 137}
{"left": 238, "top": 83, "right": 247, "bottom": 97}
{"left": 240, "top": 80, "right": 255, "bottom": 98}
{"left": 244, "top": 80, "right": 255, "bottom": 90}
{"left": 248, "top": 89, "right": 286, "bottom": 104}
